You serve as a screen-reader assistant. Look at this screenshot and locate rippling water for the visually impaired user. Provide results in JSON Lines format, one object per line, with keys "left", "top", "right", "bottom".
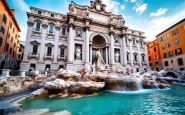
{"left": 20, "top": 85, "right": 185, "bottom": 115}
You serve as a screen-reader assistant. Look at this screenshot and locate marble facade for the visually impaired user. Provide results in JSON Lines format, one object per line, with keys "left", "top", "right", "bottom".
{"left": 20, "top": 0, "right": 149, "bottom": 72}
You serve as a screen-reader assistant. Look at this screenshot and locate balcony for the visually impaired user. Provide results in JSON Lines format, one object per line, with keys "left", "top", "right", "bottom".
{"left": 43, "top": 54, "right": 54, "bottom": 61}
{"left": 28, "top": 53, "right": 40, "bottom": 60}
{"left": 134, "top": 60, "right": 139, "bottom": 65}
{"left": 57, "top": 55, "right": 66, "bottom": 61}
{"left": 127, "top": 60, "right": 131, "bottom": 64}
{"left": 33, "top": 28, "right": 41, "bottom": 35}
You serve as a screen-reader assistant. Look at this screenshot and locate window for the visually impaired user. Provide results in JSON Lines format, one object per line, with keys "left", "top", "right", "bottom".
{"left": 154, "top": 54, "right": 158, "bottom": 59}
{"left": 168, "top": 51, "right": 173, "bottom": 57}
{"left": 47, "top": 47, "right": 52, "bottom": 55}
{"left": 133, "top": 39, "right": 136, "bottom": 45}
{"left": 162, "top": 44, "right": 165, "bottom": 50}
{"left": 32, "top": 45, "right": 38, "bottom": 54}
{"left": 163, "top": 53, "right": 167, "bottom": 58}
{"left": 174, "top": 38, "right": 179, "bottom": 45}
{"left": 2, "top": 14, "right": 7, "bottom": 24}
{"left": 154, "top": 47, "right": 156, "bottom": 52}
{"left": 153, "top": 42, "right": 156, "bottom": 45}
{"left": 155, "top": 61, "right": 159, "bottom": 65}
{"left": 127, "top": 54, "right": 129, "bottom": 61}
{"left": 7, "top": 33, "right": 10, "bottom": 39}
{"left": 14, "top": 43, "right": 16, "bottom": 47}
{"left": 59, "top": 65, "right": 64, "bottom": 69}
{"left": 166, "top": 33, "right": 170, "bottom": 39}
{"left": 148, "top": 50, "right": 150, "bottom": 54}
{"left": 167, "top": 42, "right": 171, "bottom": 48}
{"left": 13, "top": 28, "right": 15, "bottom": 33}
{"left": 142, "top": 55, "right": 145, "bottom": 61}
{"left": 164, "top": 61, "right": 169, "bottom": 67}
{"left": 51, "top": 14, "right": 54, "bottom": 17}
{"left": 45, "top": 64, "right": 50, "bottom": 70}
{"left": 11, "top": 37, "right": 13, "bottom": 42}
{"left": 9, "top": 47, "right": 12, "bottom": 54}
{"left": 172, "top": 29, "right": 178, "bottom": 36}
{"left": 140, "top": 41, "right": 143, "bottom": 46}
{"left": 171, "top": 60, "right": 173, "bottom": 63}
{"left": 12, "top": 52, "right": 15, "bottom": 57}
{"left": 38, "top": 11, "right": 42, "bottom": 15}
{"left": 149, "top": 63, "right": 152, "bottom": 66}
{"left": 134, "top": 55, "right": 137, "bottom": 61}
{"left": 175, "top": 48, "right": 182, "bottom": 55}
{"left": 178, "top": 58, "right": 183, "bottom": 66}
{"left": 159, "top": 37, "right": 164, "bottom": 42}
{"left": 62, "top": 28, "right": 66, "bottom": 35}
{"left": 49, "top": 25, "right": 54, "bottom": 33}
{"left": 36, "top": 22, "right": 41, "bottom": 30}
{"left": 19, "top": 48, "right": 22, "bottom": 52}
{"left": 6, "top": 43, "right": 9, "bottom": 51}
{"left": 30, "top": 64, "right": 36, "bottom": 69}
{"left": 60, "top": 48, "right": 65, "bottom": 56}
{"left": 18, "top": 54, "right": 21, "bottom": 59}
{"left": 10, "top": 22, "right": 12, "bottom": 28}
{"left": 125, "top": 38, "right": 128, "bottom": 44}
{"left": 0, "top": 37, "right": 2, "bottom": 46}
{"left": 149, "top": 56, "right": 151, "bottom": 60}
{"left": 0, "top": 26, "right": 5, "bottom": 34}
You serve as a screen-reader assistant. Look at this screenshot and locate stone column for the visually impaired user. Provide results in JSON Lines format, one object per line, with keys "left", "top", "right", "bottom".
{"left": 54, "top": 25, "right": 60, "bottom": 63}
{"left": 137, "top": 40, "right": 142, "bottom": 67}
{"left": 106, "top": 46, "right": 108, "bottom": 64}
{"left": 85, "top": 27, "right": 90, "bottom": 63}
{"left": 109, "top": 32, "right": 114, "bottom": 65}
{"left": 39, "top": 23, "right": 48, "bottom": 62}
{"left": 122, "top": 35, "right": 127, "bottom": 66}
{"left": 129, "top": 38, "right": 134, "bottom": 67}
{"left": 144, "top": 42, "right": 149, "bottom": 67}
{"left": 23, "top": 20, "right": 34, "bottom": 61}
{"left": 90, "top": 44, "right": 92, "bottom": 64}
{"left": 67, "top": 24, "right": 74, "bottom": 62}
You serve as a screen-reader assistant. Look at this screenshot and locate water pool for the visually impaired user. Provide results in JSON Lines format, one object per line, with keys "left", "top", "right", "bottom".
{"left": 20, "top": 85, "right": 185, "bottom": 115}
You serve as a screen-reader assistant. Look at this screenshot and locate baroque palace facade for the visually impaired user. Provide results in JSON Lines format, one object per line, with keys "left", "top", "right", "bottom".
{"left": 20, "top": 0, "right": 149, "bottom": 72}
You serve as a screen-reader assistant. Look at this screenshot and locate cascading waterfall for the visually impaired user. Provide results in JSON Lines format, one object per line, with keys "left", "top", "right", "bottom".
{"left": 104, "top": 77, "right": 143, "bottom": 91}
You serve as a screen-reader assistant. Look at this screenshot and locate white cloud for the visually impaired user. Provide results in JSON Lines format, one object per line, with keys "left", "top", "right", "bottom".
{"left": 131, "top": 0, "right": 137, "bottom": 3}
{"left": 12, "top": 0, "right": 29, "bottom": 11}
{"left": 102, "top": 0, "right": 120, "bottom": 14}
{"left": 150, "top": 8, "right": 168, "bottom": 17}
{"left": 135, "top": 4, "right": 147, "bottom": 15}
{"left": 145, "top": 8, "right": 185, "bottom": 41}
{"left": 121, "top": 5, "right": 125, "bottom": 10}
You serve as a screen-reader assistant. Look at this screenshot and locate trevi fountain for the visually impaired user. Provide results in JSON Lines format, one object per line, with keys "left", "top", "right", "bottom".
{"left": 1, "top": 51, "right": 185, "bottom": 115}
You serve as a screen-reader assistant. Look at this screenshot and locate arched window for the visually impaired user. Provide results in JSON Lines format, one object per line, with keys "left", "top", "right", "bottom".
{"left": 164, "top": 61, "right": 169, "bottom": 67}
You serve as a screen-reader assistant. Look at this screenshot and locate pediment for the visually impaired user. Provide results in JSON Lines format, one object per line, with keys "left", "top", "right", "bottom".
{"left": 30, "top": 40, "right": 40, "bottom": 45}
{"left": 45, "top": 43, "right": 54, "bottom": 47}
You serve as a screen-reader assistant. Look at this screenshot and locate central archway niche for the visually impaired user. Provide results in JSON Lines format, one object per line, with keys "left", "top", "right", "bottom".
{"left": 92, "top": 35, "right": 107, "bottom": 64}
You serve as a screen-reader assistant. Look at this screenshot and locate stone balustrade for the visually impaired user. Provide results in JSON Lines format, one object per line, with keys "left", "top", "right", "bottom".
{"left": 28, "top": 53, "right": 40, "bottom": 60}
{"left": 43, "top": 54, "right": 54, "bottom": 61}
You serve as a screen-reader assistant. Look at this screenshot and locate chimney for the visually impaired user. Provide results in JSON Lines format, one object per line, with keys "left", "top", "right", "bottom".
{"left": 11, "top": 9, "right": 15, "bottom": 15}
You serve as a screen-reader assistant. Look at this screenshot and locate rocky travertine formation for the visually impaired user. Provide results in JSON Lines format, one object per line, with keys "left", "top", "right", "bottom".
{"left": 0, "top": 77, "right": 35, "bottom": 96}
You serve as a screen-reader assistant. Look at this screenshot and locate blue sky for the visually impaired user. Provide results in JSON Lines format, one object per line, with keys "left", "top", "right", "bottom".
{"left": 7, "top": 0, "right": 185, "bottom": 41}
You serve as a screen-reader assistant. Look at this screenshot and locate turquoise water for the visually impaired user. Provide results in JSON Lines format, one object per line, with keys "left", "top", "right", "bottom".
{"left": 20, "top": 85, "right": 185, "bottom": 115}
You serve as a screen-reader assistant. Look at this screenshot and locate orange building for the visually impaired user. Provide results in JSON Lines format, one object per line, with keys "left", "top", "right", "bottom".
{"left": 154, "top": 18, "right": 185, "bottom": 71}
{"left": 147, "top": 39, "right": 162, "bottom": 71}
{"left": 0, "top": 0, "right": 21, "bottom": 70}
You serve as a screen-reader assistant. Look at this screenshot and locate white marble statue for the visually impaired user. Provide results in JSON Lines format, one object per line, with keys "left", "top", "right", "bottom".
{"left": 85, "top": 7, "right": 90, "bottom": 17}
{"left": 110, "top": 16, "right": 114, "bottom": 23}
{"left": 69, "top": 4, "right": 75, "bottom": 14}
{"left": 115, "top": 51, "right": 120, "bottom": 62}
{"left": 75, "top": 46, "right": 81, "bottom": 60}
{"left": 94, "top": 51, "right": 109, "bottom": 71}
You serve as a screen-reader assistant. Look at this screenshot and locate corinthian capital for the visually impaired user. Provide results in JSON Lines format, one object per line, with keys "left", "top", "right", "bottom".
{"left": 42, "top": 22, "right": 48, "bottom": 29}
{"left": 27, "top": 20, "right": 34, "bottom": 27}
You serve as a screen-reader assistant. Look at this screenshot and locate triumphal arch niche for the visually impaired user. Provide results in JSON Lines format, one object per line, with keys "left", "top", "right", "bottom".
{"left": 66, "top": 0, "right": 148, "bottom": 71}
